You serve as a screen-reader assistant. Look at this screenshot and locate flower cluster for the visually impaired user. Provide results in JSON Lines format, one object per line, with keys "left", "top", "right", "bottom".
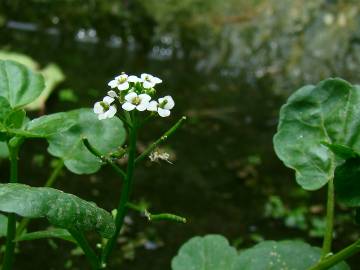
{"left": 94, "top": 73, "right": 174, "bottom": 120}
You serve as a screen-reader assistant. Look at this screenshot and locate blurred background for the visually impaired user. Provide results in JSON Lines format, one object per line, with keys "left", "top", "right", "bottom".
{"left": 1, "top": 0, "right": 360, "bottom": 269}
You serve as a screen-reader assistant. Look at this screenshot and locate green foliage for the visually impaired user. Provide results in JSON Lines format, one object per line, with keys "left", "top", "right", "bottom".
{"left": 0, "top": 60, "right": 44, "bottom": 109}
{"left": 0, "top": 214, "right": 7, "bottom": 237}
{"left": 0, "top": 142, "right": 8, "bottom": 158}
{"left": 15, "top": 228, "right": 75, "bottom": 243}
{"left": 274, "top": 78, "right": 360, "bottom": 190}
{"left": 171, "top": 235, "right": 238, "bottom": 270}
{"left": 0, "top": 183, "right": 115, "bottom": 238}
{"left": 172, "top": 235, "right": 349, "bottom": 270}
{"left": 47, "top": 108, "right": 126, "bottom": 174}
{"left": 233, "top": 241, "right": 349, "bottom": 270}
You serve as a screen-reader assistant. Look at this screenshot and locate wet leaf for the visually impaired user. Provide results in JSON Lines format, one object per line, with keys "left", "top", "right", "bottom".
{"left": 334, "top": 157, "right": 360, "bottom": 207}
{"left": 16, "top": 228, "right": 75, "bottom": 243}
{"left": 274, "top": 78, "right": 360, "bottom": 190}
{"left": 233, "top": 241, "right": 349, "bottom": 270}
{"left": 0, "top": 60, "right": 44, "bottom": 108}
{"left": 47, "top": 108, "right": 126, "bottom": 174}
{"left": 0, "top": 183, "right": 115, "bottom": 238}
{"left": 171, "top": 235, "right": 238, "bottom": 270}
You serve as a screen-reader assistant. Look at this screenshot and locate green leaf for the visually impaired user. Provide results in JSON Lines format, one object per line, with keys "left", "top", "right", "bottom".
{"left": 0, "top": 96, "right": 12, "bottom": 123}
{"left": 334, "top": 157, "right": 360, "bottom": 207}
{"left": 0, "top": 213, "right": 7, "bottom": 237}
{"left": 0, "top": 183, "right": 115, "bottom": 238}
{"left": 274, "top": 78, "right": 360, "bottom": 190}
{"left": 0, "top": 60, "right": 44, "bottom": 109}
{"left": 24, "top": 112, "right": 76, "bottom": 137}
{"left": 233, "top": 240, "right": 349, "bottom": 270}
{"left": 171, "top": 235, "right": 238, "bottom": 270}
{"left": 5, "top": 109, "right": 26, "bottom": 129}
{"left": 47, "top": 108, "right": 126, "bottom": 174}
{"left": 15, "top": 228, "right": 75, "bottom": 243}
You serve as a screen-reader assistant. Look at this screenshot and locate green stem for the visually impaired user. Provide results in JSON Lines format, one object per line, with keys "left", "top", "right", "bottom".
{"left": 101, "top": 121, "right": 138, "bottom": 264}
{"left": 2, "top": 142, "right": 20, "bottom": 270}
{"left": 16, "top": 160, "right": 65, "bottom": 237}
{"left": 322, "top": 177, "right": 335, "bottom": 258}
{"left": 309, "top": 239, "right": 360, "bottom": 270}
{"left": 68, "top": 229, "right": 100, "bottom": 270}
{"left": 82, "top": 137, "right": 126, "bottom": 179}
{"left": 135, "top": 116, "right": 186, "bottom": 164}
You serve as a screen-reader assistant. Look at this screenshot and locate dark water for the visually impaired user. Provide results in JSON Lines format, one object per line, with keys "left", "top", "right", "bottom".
{"left": 0, "top": 27, "right": 359, "bottom": 269}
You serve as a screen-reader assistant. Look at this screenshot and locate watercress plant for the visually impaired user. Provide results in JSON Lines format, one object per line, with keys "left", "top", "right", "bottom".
{"left": 0, "top": 60, "right": 186, "bottom": 269}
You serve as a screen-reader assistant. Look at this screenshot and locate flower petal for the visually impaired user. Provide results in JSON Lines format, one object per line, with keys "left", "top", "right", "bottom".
{"left": 139, "top": 94, "right": 151, "bottom": 102}
{"left": 128, "top": 75, "right": 141, "bottom": 83}
{"left": 106, "top": 105, "right": 117, "bottom": 118}
{"left": 125, "top": 92, "right": 138, "bottom": 101}
{"left": 107, "top": 90, "right": 118, "bottom": 98}
{"left": 136, "top": 101, "right": 149, "bottom": 111}
{"left": 143, "top": 81, "right": 154, "bottom": 89}
{"left": 152, "top": 76, "right": 162, "bottom": 84}
{"left": 118, "top": 82, "right": 129, "bottom": 91}
{"left": 147, "top": 101, "right": 158, "bottom": 111}
{"left": 141, "top": 73, "right": 150, "bottom": 81}
{"left": 163, "top": 96, "right": 175, "bottom": 109}
{"left": 93, "top": 102, "right": 104, "bottom": 114}
{"left": 158, "top": 108, "right": 170, "bottom": 117}
{"left": 98, "top": 113, "right": 107, "bottom": 120}
{"left": 103, "top": 96, "right": 115, "bottom": 104}
{"left": 122, "top": 102, "right": 136, "bottom": 111}
{"left": 108, "top": 80, "right": 118, "bottom": 88}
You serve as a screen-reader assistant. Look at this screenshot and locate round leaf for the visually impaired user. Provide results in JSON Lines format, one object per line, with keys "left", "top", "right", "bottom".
{"left": 233, "top": 240, "right": 349, "bottom": 270}
{"left": 171, "top": 235, "right": 238, "bottom": 270}
{"left": 274, "top": 78, "right": 360, "bottom": 190}
{"left": 0, "top": 60, "right": 44, "bottom": 108}
{"left": 0, "top": 183, "right": 115, "bottom": 238}
{"left": 47, "top": 108, "right": 126, "bottom": 174}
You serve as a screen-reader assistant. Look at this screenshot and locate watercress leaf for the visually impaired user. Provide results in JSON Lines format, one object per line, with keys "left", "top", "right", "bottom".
{"left": 47, "top": 108, "right": 126, "bottom": 174}
{"left": 274, "top": 78, "right": 360, "bottom": 190}
{"left": 322, "top": 142, "right": 360, "bottom": 160}
{"left": 5, "top": 109, "right": 26, "bottom": 129}
{"left": 0, "top": 96, "right": 12, "bottom": 122}
{"left": 233, "top": 240, "right": 349, "bottom": 270}
{"left": 24, "top": 112, "right": 76, "bottom": 137}
{"left": 171, "top": 235, "right": 238, "bottom": 270}
{"left": 0, "top": 183, "right": 115, "bottom": 238}
{"left": 0, "top": 213, "right": 7, "bottom": 237}
{"left": 334, "top": 157, "right": 360, "bottom": 207}
{"left": 15, "top": 228, "right": 75, "bottom": 243}
{"left": 0, "top": 60, "right": 44, "bottom": 109}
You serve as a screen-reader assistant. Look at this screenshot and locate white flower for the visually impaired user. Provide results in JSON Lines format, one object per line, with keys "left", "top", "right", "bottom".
{"left": 140, "top": 73, "right": 162, "bottom": 89}
{"left": 128, "top": 75, "right": 141, "bottom": 83}
{"left": 107, "top": 90, "right": 118, "bottom": 98}
{"left": 108, "top": 73, "right": 130, "bottom": 91}
{"left": 157, "top": 96, "right": 174, "bottom": 117}
{"left": 93, "top": 96, "right": 117, "bottom": 120}
{"left": 147, "top": 100, "right": 158, "bottom": 112}
{"left": 149, "top": 150, "right": 172, "bottom": 164}
{"left": 122, "top": 92, "right": 151, "bottom": 112}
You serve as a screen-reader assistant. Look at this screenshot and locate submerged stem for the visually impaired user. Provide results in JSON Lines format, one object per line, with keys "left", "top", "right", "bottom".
{"left": 321, "top": 177, "right": 335, "bottom": 258}
{"left": 101, "top": 119, "right": 138, "bottom": 264}
{"left": 2, "top": 142, "right": 20, "bottom": 270}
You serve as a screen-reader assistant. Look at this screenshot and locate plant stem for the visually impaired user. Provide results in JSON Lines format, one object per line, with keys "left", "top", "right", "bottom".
{"left": 101, "top": 121, "right": 138, "bottom": 265}
{"left": 309, "top": 239, "right": 360, "bottom": 270}
{"left": 15, "top": 160, "right": 65, "bottom": 237}
{"left": 82, "top": 137, "right": 126, "bottom": 179}
{"left": 2, "top": 143, "right": 20, "bottom": 270}
{"left": 68, "top": 229, "right": 100, "bottom": 270}
{"left": 135, "top": 116, "right": 186, "bottom": 163}
{"left": 321, "top": 177, "right": 335, "bottom": 258}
